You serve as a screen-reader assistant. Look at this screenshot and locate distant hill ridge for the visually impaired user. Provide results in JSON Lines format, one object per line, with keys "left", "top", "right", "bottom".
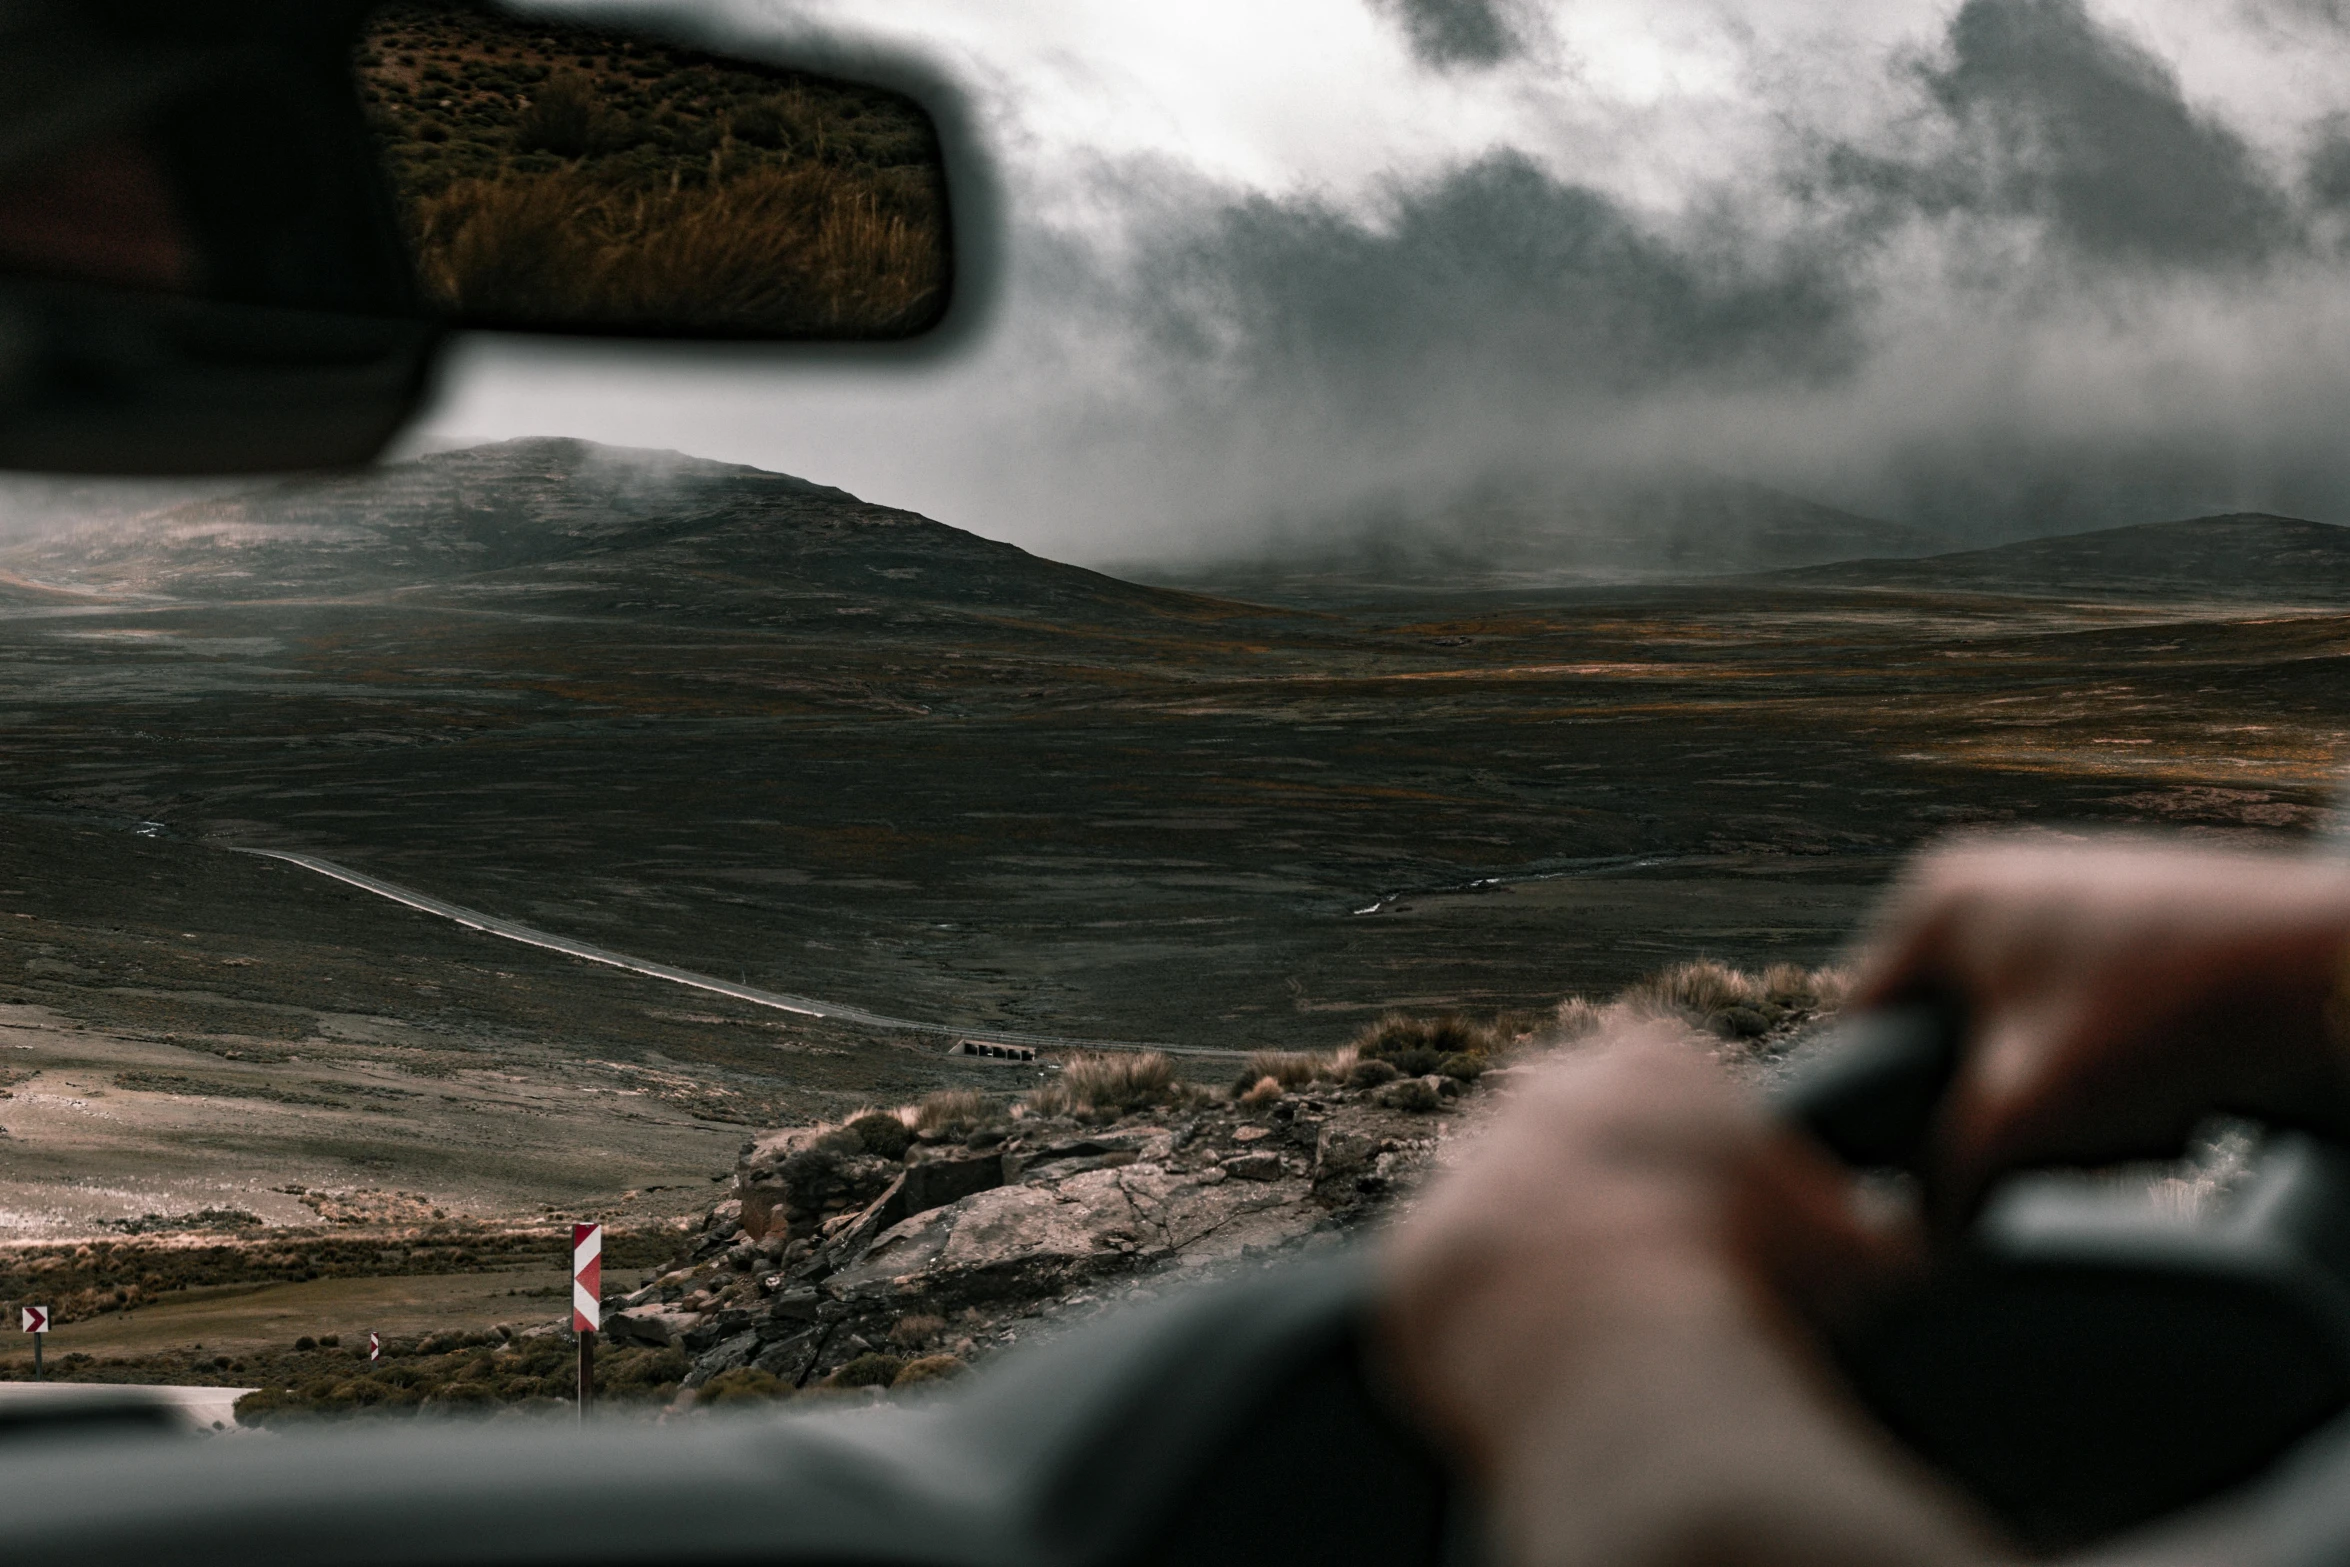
{"left": 0, "top": 437, "right": 1214, "bottom": 626}
{"left": 1135, "top": 471, "right": 1936, "bottom": 599}
{"left": 1768, "top": 513, "right": 2350, "bottom": 600}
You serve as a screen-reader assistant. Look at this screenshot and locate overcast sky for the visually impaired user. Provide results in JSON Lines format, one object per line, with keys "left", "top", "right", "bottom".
{"left": 419, "top": 0, "right": 2350, "bottom": 563}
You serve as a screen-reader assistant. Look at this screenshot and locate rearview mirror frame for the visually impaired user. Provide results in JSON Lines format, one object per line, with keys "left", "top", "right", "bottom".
{"left": 0, "top": 0, "right": 1001, "bottom": 476}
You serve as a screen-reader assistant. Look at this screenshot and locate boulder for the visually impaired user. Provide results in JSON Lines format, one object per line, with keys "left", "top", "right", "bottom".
{"left": 765, "top": 1285, "right": 822, "bottom": 1324}
{"left": 824, "top": 1161, "right": 1309, "bottom": 1302}
{"left": 737, "top": 1131, "right": 904, "bottom": 1243}
{"left": 681, "top": 1308, "right": 754, "bottom": 1353}
{"left": 900, "top": 1150, "right": 1005, "bottom": 1216}
{"left": 602, "top": 1308, "right": 700, "bottom": 1348}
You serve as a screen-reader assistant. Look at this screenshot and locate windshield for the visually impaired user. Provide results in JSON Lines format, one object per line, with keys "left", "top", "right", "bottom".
{"left": 1, "top": 0, "right": 2343, "bottom": 1429}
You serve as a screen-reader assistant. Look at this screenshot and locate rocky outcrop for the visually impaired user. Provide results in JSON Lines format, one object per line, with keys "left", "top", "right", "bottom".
{"left": 623, "top": 1074, "right": 1469, "bottom": 1396}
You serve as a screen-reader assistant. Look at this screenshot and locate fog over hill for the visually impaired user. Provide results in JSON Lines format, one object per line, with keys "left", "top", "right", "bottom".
{"left": 0, "top": 438, "right": 1216, "bottom": 627}
{"left": 1766, "top": 514, "right": 2350, "bottom": 601}
{"left": 1130, "top": 471, "right": 1936, "bottom": 599}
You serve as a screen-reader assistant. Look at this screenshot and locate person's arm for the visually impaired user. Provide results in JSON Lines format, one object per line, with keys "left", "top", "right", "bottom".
{"left": 1379, "top": 1029, "right": 2013, "bottom": 1567}
{"left": 1848, "top": 833, "right": 2350, "bottom": 1214}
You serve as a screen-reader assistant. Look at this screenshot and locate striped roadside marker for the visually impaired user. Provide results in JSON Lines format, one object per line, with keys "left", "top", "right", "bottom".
{"left": 369, "top": 1331, "right": 380, "bottom": 1363}
{"left": 20, "top": 1306, "right": 48, "bottom": 1382}
{"left": 573, "top": 1223, "right": 601, "bottom": 1418}
{"left": 572, "top": 1224, "right": 601, "bottom": 1333}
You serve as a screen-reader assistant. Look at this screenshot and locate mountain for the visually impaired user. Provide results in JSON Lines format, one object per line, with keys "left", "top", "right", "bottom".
{"left": 1767, "top": 514, "right": 2350, "bottom": 600}
{"left": 0, "top": 438, "right": 1218, "bottom": 626}
{"left": 1128, "top": 472, "right": 1936, "bottom": 599}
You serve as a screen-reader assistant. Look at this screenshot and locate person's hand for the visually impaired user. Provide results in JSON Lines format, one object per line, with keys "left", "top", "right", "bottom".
{"left": 1851, "top": 833, "right": 2350, "bottom": 1213}
{"left": 1380, "top": 1031, "right": 2006, "bottom": 1567}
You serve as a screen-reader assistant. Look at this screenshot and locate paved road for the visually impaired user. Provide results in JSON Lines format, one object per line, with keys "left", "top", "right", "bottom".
{"left": 0, "top": 1381, "right": 253, "bottom": 1431}
{"left": 230, "top": 849, "right": 1247, "bottom": 1058}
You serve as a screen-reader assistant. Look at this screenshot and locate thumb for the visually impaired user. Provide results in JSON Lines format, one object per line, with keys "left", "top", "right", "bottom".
{"left": 1928, "top": 1004, "right": 2069, "bottom": 1226}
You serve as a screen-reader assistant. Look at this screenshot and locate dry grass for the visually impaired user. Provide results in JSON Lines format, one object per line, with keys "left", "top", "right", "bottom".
{"left": 410, "top": 161, "right": 947, "bottom": 337}
{"left": 1025, "top": 1052, "right": 1197, "bottom": 1120}
{"left": 1245, "top": 1050, "right": 1332, "bottom": 1089}
{"left": 1228, "top": 1044, "right": 1363, "bottom": 1100}
{"left": 1543, "top": 961, "right": 1853, "bottom": 1050}
{"left": 909, "top": 1089, "right": 989, "bottom": 1138}
{"left": 888, "top": 1313, "right": 946, "bottom": 1347}
{"left": 892, "top": 1354, "right": 965, "bottom": 1388}
{"left": 1352, "top": 1012, "right": 1502, "bottom": 1078}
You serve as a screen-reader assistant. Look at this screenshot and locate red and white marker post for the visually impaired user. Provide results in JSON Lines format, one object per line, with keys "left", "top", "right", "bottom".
{"left": 21, "top": 1305, "right": 49, "bottom": 1382}
{"left": 368, "top": 1331, "right": 381, "bottom": 1363}
{"left": 572, "top": 1223, "right": 601, "bottom": 1418}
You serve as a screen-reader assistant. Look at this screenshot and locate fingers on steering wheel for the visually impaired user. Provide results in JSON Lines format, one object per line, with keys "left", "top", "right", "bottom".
{"left": 1847, "top": 874, "right": 1964, "bottom": 1013}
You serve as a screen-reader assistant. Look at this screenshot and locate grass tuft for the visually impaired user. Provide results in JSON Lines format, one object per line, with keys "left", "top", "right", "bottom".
{"left": 909, "top": 1089, "right": 990, "bottom": 1138}
{"left": 1351, "top": 1012, "right": 1500, "bottom": 1080}
{"left": 1539, "top": 962, "right": 1852, "bottom": 1052}
{"left": 824, "top": 1352, "right": 905, "bottom": 1390}
{"left": 891, "top": 1354, "right": 965, "bottom": 1389}
{"left": 1025, "top": 1052, "right": 1195, "bottom": 1121}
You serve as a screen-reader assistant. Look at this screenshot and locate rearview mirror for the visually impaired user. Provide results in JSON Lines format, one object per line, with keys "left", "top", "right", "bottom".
{"left": 0, "top": 0, "right": 973, "bottom": 476}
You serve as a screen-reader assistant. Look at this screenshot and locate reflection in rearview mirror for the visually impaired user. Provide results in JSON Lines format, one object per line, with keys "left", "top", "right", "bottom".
{"left": 355, "top": 2, "right": 953, "bottom": 339}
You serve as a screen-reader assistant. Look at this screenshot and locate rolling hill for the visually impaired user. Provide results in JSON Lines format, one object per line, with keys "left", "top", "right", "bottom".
{"left": 1133, "top": 471, "right": 1937, "bottom": 599}
{"left": 0, "top": 438, "right": 1221, "bottom": 627}
{"left": 1768, "top": 513, "right": 2350, "bottom": 600}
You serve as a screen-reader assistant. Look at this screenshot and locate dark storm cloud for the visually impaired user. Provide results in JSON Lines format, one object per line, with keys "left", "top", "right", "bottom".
{"left": 1138, "top": 0, "right": 2311, "bottom": 431}
{"left": 1137, "top": 152, "right": 1860, "bottom": 412}
{"left": 2306, "top": 117, "right": 2350, "bottom": 208}
{"left": 1057, "top": 0, "right": 2350, "bottom": 556}
{"left": 1366, "top": 0, "right": 1523, "bottom": 68}
{"left": 1833, "top": 0, "right": 2297, "bottom": 270}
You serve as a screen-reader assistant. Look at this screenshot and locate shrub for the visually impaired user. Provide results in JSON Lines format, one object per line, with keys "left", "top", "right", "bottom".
{"left": 1238, "top": 1076, "right": 1284, "bottom": 1108}
{"left": 1025, "top": 1052, "right": 1189, "bottom": 1120}
{"left": 511, "top": 71, "right": 600, "bottom": 158}
{"left": 1379, "top": 1077, "right": 1444, "bottom": 1114}
{"left": 1612, "top": 960, "right": 1849, "bottom": 1041}
{"left": 1534, "top": 962, "right": 1852, "bottom": 1053}
{"left": 1347, "top": 1058, "right": 1400, "bottom": 1089}
{"left": 1245, "top": 1050, "right": 1317, "bottom": 1089}
{"left": 294, "top": 1336, "right": 316, "bottom": 1352}
{"left": 888, "top": 1314, "right": 946, "bottom": 1347}
{"left": 844, "top": 1112, "right": 912, "bottom": 1161}
{"left": 1549, "top": 995, "right": 1606, "bottom": 1044}
{"left": 825, "top": 1353, "right": 905, "bottom": 1390}
{"left": 698, "top": 1367, "right": 787, "bottom": 1405}
{"left": 1619, "top": 959, "right": 1758, "bottom": 1024}
{"left": 891, "top": 1355, "right": 964, "bottom": 1389}
{"left": 731, "top": 95, "right": 798, "bottom": 149}
{"left": 910, "top": 1089, "right": 989, "bottom": 1138}
{"left": 603, "top": 1345, "right": 689, "bottom": 1390}
{"left": 1353, "top": 1013, "right": 1497, "bottom": 1080}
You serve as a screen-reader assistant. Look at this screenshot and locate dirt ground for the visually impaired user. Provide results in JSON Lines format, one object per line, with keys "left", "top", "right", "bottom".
{"left": 0, "top": 1266, "right": 653, "bottom": 1365}
{"left": 3, "top": 574, "right": 2336, "bottom": 1241}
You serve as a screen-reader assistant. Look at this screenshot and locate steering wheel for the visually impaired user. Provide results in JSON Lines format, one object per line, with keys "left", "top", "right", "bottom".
{"left": 1776, "top": 1008, "right": 2350, "bottom": 1552}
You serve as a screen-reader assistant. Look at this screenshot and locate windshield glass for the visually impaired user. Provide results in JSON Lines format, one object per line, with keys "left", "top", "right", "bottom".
{"left": 1, "top": 0, "right": 2343, "bottom": 1429}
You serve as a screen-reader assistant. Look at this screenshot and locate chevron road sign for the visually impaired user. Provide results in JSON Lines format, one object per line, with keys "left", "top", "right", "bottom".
{"left": 21, "top": 1305, "right": 49, "bottom": 1381}
{"left": 572, "top": 1223, "right": 601, "bottom": 1417}
{"left": 572, "top": 1225, "right": 601, "bottom": 1333}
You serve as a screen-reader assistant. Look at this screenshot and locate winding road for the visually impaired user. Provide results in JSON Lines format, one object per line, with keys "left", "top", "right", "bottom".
{"left": 228, "top": 849, "right": 1246, "bottom": 1058}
